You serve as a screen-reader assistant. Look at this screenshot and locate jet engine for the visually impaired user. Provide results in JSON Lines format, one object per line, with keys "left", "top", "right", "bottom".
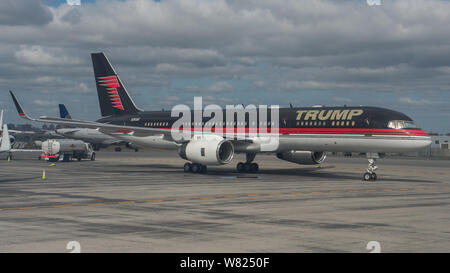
{"left": 178, "top": 135, "right": 234, "bottom": 165}
{"left": 276, "top": 150, "right": 326, "bottom": 165}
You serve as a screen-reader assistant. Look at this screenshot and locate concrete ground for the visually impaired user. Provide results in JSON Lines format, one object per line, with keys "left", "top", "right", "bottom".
{"left": 0, "top": 150, "right": 449, "bottom": 252}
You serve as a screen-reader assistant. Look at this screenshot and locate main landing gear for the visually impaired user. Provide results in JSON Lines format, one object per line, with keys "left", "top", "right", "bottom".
{"left": 236, "top": 153, "right": 259, "bottom": 173}
{"left": 363, "top": 152, "right": 379, "bottom": 181}
{"left": 184, "top": 162, "right": 207, "bottom": 174}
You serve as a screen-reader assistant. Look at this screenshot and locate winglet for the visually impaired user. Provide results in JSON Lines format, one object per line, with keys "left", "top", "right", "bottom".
{"left": 9, "top": 90, "right": 35, "bottom": 121}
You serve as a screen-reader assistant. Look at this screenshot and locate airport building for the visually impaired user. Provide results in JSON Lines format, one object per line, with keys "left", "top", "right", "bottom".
{"left": 431, "top": 135, "right": 450, "bottom": 150}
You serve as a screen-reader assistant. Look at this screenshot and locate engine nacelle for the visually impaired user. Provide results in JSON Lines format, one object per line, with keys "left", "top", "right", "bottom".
{"left": 276, "top": 150, "right": 326, "bottom": 165}
{"left": 178, "top": 135, "right": 234, "bottom": 165}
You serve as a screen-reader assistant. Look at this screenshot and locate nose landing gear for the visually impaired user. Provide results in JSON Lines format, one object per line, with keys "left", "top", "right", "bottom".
{"left": 363, "top": 153, "right": 379, "bottom": 181}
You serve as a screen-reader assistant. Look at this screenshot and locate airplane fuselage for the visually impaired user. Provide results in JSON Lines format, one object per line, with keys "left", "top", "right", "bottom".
{"left": 95, "top": 106, "right": 431, "bottom": 153}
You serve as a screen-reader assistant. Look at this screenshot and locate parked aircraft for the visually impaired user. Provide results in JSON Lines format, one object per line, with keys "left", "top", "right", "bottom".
{"left": 9, "top": 53, "right": 431, "bottom": 180}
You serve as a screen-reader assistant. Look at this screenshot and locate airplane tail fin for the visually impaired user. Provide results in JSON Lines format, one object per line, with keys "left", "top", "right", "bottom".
{"left": 9, "top": 90, "right": 34, "bottom": 121}
{"left": 59, "top": 104, "right": 72, "bottom": 119}
{"left": 91, "top": 52, "right": 142, "bottom": 117}
{"left": 1, "top": 124, "right": 11, "bottom": 151}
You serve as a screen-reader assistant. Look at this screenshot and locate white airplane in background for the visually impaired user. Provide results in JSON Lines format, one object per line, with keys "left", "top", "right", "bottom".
{"left": 55, "top": 104, "right": 139, "bottom": 151}
{"left": 0, "top": 110, "right": 39, "bottom": 160}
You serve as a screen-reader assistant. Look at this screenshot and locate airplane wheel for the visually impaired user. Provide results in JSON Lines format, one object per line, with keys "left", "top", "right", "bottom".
{"left": 91, "top": 153, "right": 96, "bottom": 161}
{"left": 191, "top": 163, "right": 200, "bottom": 173}
{"left": 244, "top": 163, "right": 251, "bottom": 173}
{"left": 237, "top": 162, "right": 244, "bottom": 172}
{"left": 200, "top": 165, "right": 207, "bottom": 174}
{"left": 184, "top": 163, "right": 192, "bottom": 172}
{"left": 371, "top": 173, "right": 377, "bottom": 181}
{"left": 363, "top": 172, "right": 372, "bottom": 181}
{"left": 250, "top": 163, "right": 259, "bottom": 173}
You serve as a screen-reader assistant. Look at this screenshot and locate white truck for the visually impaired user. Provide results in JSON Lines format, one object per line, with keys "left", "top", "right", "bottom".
{"left": 40, "top": 139, "right": 96, "bottom": 162}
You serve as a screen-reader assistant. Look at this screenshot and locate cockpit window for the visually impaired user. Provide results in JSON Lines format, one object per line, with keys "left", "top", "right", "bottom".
{"left": 388, "top": 120, "right": 417, "bottom": 129}
{"left": 404, "top": 121, "right": 417, "bottom": 129}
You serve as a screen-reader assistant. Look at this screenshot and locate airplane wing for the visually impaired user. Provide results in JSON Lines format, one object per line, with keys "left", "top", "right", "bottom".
{"left": 10, "top": 149, "right": 40, "bottom": 152}
{"left": 55, "top": 129, "right": 80, "bottom": 134}
{"left": 8, "top": 129, "right": 36, "bottom": 134}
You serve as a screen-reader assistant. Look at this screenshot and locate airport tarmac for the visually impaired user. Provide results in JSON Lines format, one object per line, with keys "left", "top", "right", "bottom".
{"left": 0, "top": 150, "right": 449, "bottom": 252}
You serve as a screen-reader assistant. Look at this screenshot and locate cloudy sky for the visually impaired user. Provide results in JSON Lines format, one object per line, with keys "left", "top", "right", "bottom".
{"left": 0, "top": 0, "right": 449, "bottom": 133}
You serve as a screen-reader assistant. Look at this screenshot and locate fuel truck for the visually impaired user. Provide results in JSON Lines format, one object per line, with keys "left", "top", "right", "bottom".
{"left": 40, "top": 139, "right": 96, "bottom": 162}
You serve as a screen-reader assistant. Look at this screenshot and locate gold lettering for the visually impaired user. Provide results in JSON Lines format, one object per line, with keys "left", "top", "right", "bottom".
{"left": 347, "top": 109, "right": 363, "bottom": 120}
{"left": 304, "top": 110, "right": 319, "bottom": 121}
{"left": 330, "top": 110, "right": 349, "bottom": 120}
{"left": 296, "top": 110, "right": 307, "bottom": 120}
{"left": 318, "top": 110, "right": 332, "bottom": 120}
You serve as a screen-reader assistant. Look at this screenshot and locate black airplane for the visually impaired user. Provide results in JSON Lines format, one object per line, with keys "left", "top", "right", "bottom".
{"left": 10, "top": 52, "right": 431, "bottom": 181}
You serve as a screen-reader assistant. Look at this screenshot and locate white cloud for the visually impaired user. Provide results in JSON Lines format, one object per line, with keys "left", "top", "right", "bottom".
{"left": 185, "top": 81, "right": 234, "bottom": 93}
{"left": 398, "top": 97, "right": 435, "bottom": 106}
{"left": 14, "top": 45, "right": 81, "bottom": 65}
{"left": 33, "top": 99, "right": 58, "bottom": 106}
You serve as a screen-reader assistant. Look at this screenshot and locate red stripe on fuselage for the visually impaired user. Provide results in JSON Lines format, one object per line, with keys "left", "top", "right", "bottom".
{"left": 149, "top": 127, "right": 428, "bottom": 136}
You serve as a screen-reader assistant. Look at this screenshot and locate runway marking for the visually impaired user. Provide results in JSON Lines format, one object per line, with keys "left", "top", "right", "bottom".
{"left": 18, "top": 206, "right": 38, "bottom": 210}
{"left": 1, "top": 186, "right": 449, "bottom": 213}
{"left": 87, "top": 203, "right": 105, "bottom": 206}
{"left": 118, "top": 201, "right": 135, "bottom": 204}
